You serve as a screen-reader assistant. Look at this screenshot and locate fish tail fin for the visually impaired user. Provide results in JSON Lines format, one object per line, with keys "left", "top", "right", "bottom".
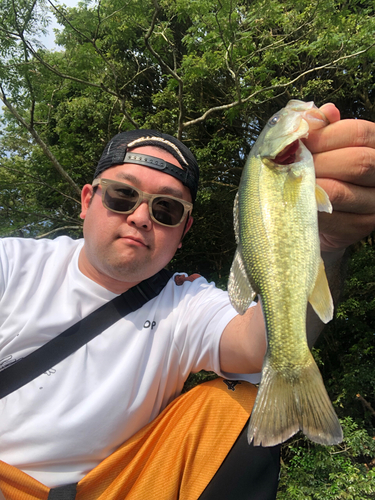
{"left": 248, "top": 354, "right": 343, "bottom": 447}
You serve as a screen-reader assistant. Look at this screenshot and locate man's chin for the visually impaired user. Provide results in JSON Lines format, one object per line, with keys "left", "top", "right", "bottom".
{"left": 104, "top": 258, "right": 154, "bottom": 284}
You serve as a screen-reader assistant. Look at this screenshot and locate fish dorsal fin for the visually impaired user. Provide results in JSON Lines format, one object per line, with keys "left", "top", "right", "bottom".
{"left": 315, "top": 185, "right": 332, "bottom": 213}
{"left": 233, "top": 191, "right": 240, "bottom": 244}
{"left": 308, "top": 258, "right": 334, "bottom": 323}
{"left": 228, "top": 249, "right": 257, "bottom": 315}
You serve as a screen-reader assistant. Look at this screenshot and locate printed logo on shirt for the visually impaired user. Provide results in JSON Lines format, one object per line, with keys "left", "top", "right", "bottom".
{"left": 0, "top": 354, "right": 19, "bottom": 372}
{"left": 44, "top": 368, "right": 56, "bottom": 376}
{"left": 223, "top": 379, "right": 241, "bottom": 391}
{"left": 143, "top": 320, "right": 157, "bottom": 329}
{"left": 0, "top": 354, "right": 57, "bottom": 377}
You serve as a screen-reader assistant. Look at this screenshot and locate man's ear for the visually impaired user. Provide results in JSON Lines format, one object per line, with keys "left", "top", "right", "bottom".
{"left": 80, "top": 184, "right": 94, "bottom": 220}
{"left": 184, "top": 215, "right": 194, "bottom": 236}
{"left": 178, "top": 215, "right": 194, "bottom": 248}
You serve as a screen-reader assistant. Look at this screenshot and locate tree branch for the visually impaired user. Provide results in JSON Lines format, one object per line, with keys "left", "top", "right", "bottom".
{"left": 144, "top": 1, "right": 179, "bottom": 79}
{"left": 36, "top": 225, "right": 82, "bottom": 239}
{"left": 0, "top": 86, "right": 81, "bottom": 196}
{"left": 183, "top": 43, "right": 375, "bottom": 129}
{"left": 357, "top": 394, "right": 375, "bottom": 417}
{"left": 144, "top": 0, "right": 185, "bottom": 139}
{"left": 47, "top": 0, "right": 119, "bottom": 83}
{"left": 119, "top": 98, "right": 139, "bottom": 130}
{"left": 23, "top": 39, "right": 120, "bottom": 97}
{"left": 0, "top": 164, "right": 81, "bottom": 204}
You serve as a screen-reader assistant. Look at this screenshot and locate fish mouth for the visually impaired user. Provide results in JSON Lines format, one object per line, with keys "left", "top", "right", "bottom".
{"left": 271, "top": 140, "right": 300, "bottom": 166}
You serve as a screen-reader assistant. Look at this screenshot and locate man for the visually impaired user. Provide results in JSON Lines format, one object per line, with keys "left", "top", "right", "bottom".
{"left": 0, "top": 103, "right": 374, "bottom": 499}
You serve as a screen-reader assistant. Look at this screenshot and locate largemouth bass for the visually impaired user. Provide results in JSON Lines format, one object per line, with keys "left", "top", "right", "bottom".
{"left": 228, "top": 100, "right": 343, "bottom": 447}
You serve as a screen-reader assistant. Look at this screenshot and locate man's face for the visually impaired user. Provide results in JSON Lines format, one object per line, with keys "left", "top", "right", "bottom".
{"left": 79, "top": 145, "right": 193, "bottom": 293}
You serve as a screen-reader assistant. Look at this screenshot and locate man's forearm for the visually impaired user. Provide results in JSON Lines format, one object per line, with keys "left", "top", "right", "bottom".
{"left": 306, "top": 248, "right": 350, "bottom": 348}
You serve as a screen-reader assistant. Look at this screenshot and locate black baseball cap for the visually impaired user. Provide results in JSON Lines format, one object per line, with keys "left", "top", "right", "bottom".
{"left": 94, "top": 130, "right": 199, "bottom": 203}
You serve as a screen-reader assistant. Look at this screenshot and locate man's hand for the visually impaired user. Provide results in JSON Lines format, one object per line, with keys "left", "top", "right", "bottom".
{"left": 304, "top": 103, "right": 375, "bottom": 253}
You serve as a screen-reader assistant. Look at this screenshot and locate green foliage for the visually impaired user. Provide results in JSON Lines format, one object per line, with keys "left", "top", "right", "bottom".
{"left": 277, "top": 242, "right": 375, "bottom": 496}
{"left": 277, "top": 418, "right": 375, "bottom": 499}
{"left": 182, "top": 370, "right": 218, "bottom": 393}
{"left": 1, "top": 0, "right": 375, "bottom": 243}
{"left": 319, "top": 243, "right": 375, "bottom": 426}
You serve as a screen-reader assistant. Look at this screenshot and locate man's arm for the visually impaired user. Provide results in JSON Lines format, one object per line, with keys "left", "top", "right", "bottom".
{"left": 219, "top": 301, "right": 266, "bottom": 374}
{"left": 219, "top": 106, "right": 375, "bottom": 374}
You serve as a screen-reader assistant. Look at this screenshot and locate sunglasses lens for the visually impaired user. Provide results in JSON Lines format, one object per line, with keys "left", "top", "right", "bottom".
{"left": 152, "top": 197, "right": 185, "bottom": 226}
{"left": 105, "top": 184, "right": 138, "bottom": 213}
{"left": 101, "top": 181, "right": 187, "bottom": 227}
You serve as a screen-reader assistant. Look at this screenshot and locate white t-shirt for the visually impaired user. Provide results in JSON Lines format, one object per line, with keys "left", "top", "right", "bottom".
{"left": 0, "top": 236, "right": 259, "bottom": 487}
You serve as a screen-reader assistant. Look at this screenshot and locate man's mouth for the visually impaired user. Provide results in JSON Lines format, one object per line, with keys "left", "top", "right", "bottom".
{"left": 120, "top": 235, "right": 149, "bottom": 248}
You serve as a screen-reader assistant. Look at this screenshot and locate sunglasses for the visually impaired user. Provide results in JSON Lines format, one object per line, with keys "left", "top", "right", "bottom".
{"left": 92, "top": 178, "right": 193, "bottom": 227}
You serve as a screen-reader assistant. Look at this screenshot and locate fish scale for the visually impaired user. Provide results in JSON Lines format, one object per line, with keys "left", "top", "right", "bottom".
{"left": 228, "top": 100, "right": 343, "bottom": 447}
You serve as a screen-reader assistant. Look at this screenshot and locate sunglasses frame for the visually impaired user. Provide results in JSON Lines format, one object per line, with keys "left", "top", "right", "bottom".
{"left": 92, "top": 178, "right": 193, "bottom": 227}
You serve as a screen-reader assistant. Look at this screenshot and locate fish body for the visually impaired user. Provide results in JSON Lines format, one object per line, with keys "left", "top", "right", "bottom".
{"left": 228, "top": 100, "right": 343, "bottom": 447}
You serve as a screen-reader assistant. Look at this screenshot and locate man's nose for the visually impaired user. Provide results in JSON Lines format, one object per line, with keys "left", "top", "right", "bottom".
{"left": 126, "top": 202, "right": 153, "bottom": 230}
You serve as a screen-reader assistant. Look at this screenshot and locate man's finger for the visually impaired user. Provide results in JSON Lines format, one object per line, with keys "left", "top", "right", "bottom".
{"left": 318, "top": 103, "right": 341, "bottom": 124}
{"left": 319, "top": 211, "right": 375, "bottom": 252}
{"left": 306, "top": 119, "right": 375, "bottom": 154}
{"left": 317, "top": 178, "right": 375, "bottom": 214}
{"left": 314, "top": 147, "right": 375, "bottom": 188}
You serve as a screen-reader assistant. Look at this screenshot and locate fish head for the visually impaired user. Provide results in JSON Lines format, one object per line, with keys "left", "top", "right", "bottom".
{"left": 255, "top": 100, "right": 328, "bottom": 172}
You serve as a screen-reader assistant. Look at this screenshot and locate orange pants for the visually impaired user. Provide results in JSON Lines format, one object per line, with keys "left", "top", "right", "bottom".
{"left": 0, "top": 378, "right": 257, "bottom": 500}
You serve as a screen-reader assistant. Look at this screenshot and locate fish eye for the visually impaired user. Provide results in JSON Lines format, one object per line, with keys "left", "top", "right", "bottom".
{"left": 269, "top": 115, "right": 280, "bottom": 126}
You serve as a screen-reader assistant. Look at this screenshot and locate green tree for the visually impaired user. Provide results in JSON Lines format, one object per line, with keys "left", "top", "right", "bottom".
{"left": 1, "top": 0, "right": 374, "bottom": 260}
{"left": 278, "top": 417, "right": 375, "bottom": 499}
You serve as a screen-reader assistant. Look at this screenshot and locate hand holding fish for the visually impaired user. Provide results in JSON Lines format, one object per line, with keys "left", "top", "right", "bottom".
{"left": 305, "top": 104, "right": 375, "bottom": 252}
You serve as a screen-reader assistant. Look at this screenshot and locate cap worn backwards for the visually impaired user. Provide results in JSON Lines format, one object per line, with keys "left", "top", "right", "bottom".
{"left": 94, "top": 130, "right": 199, "bottom": 203}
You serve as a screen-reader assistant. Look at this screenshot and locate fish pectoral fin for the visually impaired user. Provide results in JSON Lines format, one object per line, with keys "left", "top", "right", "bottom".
{"left": 315, "top": 185, "right": 332, "bottom": 213}
{"left": 247, "top": 354, "right": 343, "bottom": 447}
{"left": 228, "top": 249, "right": 257, "bottom": 315}
{"left": 308, "top": 258, "right": 334, "bottom": 324}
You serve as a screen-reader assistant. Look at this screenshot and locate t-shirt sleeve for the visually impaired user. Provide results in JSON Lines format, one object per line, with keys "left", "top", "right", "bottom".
{"left": 170, "top": 274, "right": 261, "bottom": 385}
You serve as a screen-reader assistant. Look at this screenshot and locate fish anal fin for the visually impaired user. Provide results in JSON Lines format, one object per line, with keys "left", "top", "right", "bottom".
{"left": 315, "top": 185, "right": 332, "bottom": 213}
{"left": 309, "top": 258, "right": 334, "bottom": 324}
{"left": 247, "top": 355, "right": 343, "bottom": 447}
{"left": 228, "top": 249, "right": 256, "bottom": 315}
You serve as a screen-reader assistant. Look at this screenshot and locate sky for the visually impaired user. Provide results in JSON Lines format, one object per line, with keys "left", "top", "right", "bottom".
{"left": 42, "top": 0, "right": 81, "bottom": 49}
{"left": 0, "top": 1, "right": 80, "bottom": 119}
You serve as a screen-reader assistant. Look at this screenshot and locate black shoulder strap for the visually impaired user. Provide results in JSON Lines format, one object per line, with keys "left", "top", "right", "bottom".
{"left": 0, "top": 268, "right": 172, "bottom": 399}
